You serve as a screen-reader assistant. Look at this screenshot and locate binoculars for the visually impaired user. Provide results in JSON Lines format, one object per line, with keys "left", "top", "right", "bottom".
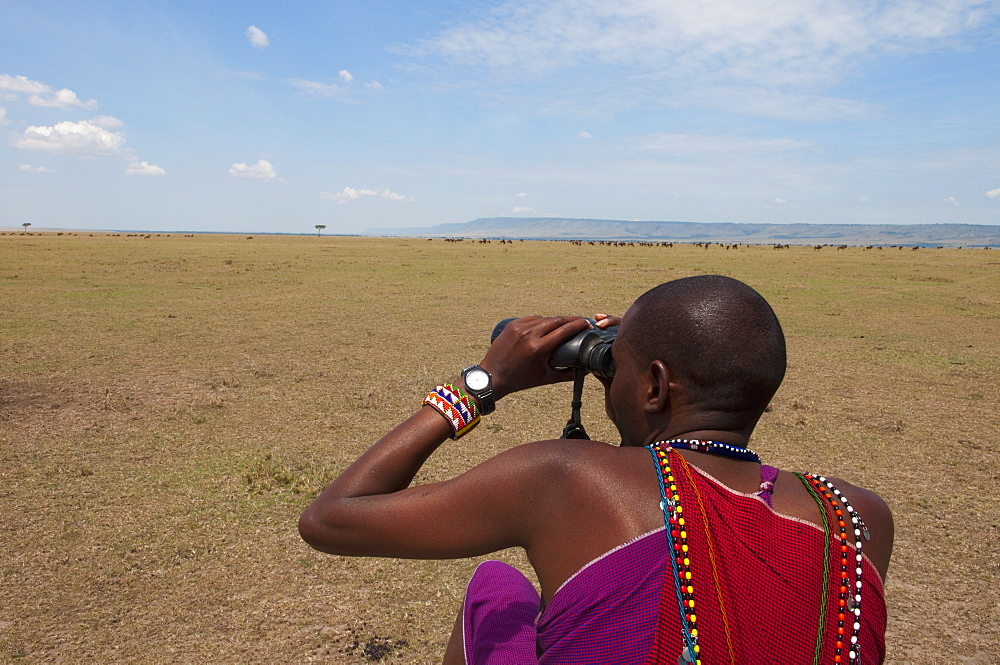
{"left": 490, "top": 318, "right": 618, "bottom": 379}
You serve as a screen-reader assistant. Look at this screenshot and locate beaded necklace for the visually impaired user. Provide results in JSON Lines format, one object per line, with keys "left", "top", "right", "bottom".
{"left": 802, "top": 473, "right": 869, "bottom": 664}
{"left": 655, "top": 438, "right": 762, "bottom": 464}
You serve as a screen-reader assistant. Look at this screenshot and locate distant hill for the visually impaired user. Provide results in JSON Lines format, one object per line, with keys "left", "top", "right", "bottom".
{"left": 368, "top": 218, "right": 1000, "bottom": 247}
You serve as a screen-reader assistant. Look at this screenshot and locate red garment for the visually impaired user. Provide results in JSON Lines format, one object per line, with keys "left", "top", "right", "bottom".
{"left": 646, "top": 461, "right": 886, "bottom": 664}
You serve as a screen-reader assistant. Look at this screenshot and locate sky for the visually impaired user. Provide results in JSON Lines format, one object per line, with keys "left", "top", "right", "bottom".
{"left": 2, "top": 0, "right": 999, "bottom": 234}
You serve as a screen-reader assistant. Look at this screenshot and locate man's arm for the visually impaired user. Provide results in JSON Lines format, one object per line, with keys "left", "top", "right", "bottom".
{"left": 298, "top": 316, "right": 593, "bottom": 559}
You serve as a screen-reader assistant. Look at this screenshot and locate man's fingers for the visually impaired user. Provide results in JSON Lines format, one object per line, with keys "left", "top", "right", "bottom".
{"left": 499, "top": 315, "right": 589, "bottom": 347}
{"left": 593, "top": 314, "right": 622, "bottom": 329}
{"left": 535, "top": 315, "right": 591, "bottom": 337}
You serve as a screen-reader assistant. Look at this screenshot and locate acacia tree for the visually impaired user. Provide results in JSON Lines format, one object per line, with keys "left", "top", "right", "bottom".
{"left": 315, "top": 224, "right": 326, "bottom": 237}
{"left": 21, "top": 222, "right": 31, "bottom": 234}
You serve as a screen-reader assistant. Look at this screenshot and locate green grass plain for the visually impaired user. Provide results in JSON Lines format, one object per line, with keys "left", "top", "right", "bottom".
{"left": 1, "top": 233, "right": 998, "bottom": 663}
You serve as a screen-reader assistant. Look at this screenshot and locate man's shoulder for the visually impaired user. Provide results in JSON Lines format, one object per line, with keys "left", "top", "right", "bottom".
{"left": 822, "top": 477, "right": 892, "bottom": 517}
{"left": 500, "top": 438, "right": 649, "bottom": 483}
{"left": 796, "top": 473, "right": 892, "bottom": 529}
{"left": 819, "top": 476, "right": 894, "bottom": 580}
{"left": 514, "top": 438, "right": 634, "bottom": 462}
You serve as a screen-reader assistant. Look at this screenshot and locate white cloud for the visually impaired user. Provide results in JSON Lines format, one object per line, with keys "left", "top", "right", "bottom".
{"left": 424, "top": 0, "right": 995, "bottom": 81}
{"left": 0, "top": 106, "right": 7, "bottom": 124}
{"left": 320, "top": 187, "right": 375, "bottom": 201}
{"left": 0, "top": 74, "right": 49, "bottom": 95}
{"left": 944, "top": 196, "right": 961, "bottom": 207}
{"left": 1, "top": 74, "right": 96, "bottom": 109}
{"left": 320, "top": 186, "right": 411, "bottom": 203}
{"left": 382, "top": 188, "right": 408, "bottom": 201}
{"left": 579, "top": 131, "right": 593, "bottom": 139}
{"left": 986, "top": 188, "right": 1000, "bottom": 199}
{"left": 288, "top": 78, "right": 345, "bottom": 97}
{"left": 633, "top": 132, "right": 812, "bottom": 156}
{"left": 246, "top": 25, "right": 269, "bottom": 49}
{"left": 29, "top": 88, "right": 97, "bottom": 109}
{"left": 413, "top": 0, "right": 998, "bottom": 120}
{"left": 512, "top": 206, "right": 536, "bottom": 213}
{"left": 19, "top": 164, "right": 52, "bottom": 173}
{"left": 773, "top": 198, "right": 788, "bottom": 204}
{"left": 14, "top": 119, "right": 125, "bottom": 156}
{"left": 516, "top": 192, "right": 527, "bottom": 197}
{"left": 91, "top": 115, "right": 124, "bottom": 128}
{"left": 126, "top": 160, "right": 165, "bottom": 176}
{"left": 680, "top": 86, "right": 872, "bottom": 122}
{"left": 289, "top": 76, "right": 384, "bottom": 98}
{"left": 229, "top": 160, "right": 279, "bottom": 181}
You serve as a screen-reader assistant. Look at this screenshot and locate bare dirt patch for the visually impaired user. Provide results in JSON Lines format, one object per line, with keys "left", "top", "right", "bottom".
{"left": 0, "top": 379, "right": 81, "bottom": 412}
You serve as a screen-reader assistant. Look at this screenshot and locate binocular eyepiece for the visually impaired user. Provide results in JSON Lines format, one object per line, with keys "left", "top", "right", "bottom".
{"left": 491, "top": 318, "right": 618, "bottom": 379}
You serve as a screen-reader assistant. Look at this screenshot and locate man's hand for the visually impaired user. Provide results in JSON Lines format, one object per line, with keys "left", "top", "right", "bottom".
{"left": 479, "top": 316, "right": 593, "bottom": 400}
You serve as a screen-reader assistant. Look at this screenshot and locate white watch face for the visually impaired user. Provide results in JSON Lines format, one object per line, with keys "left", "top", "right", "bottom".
{"left": 465, "top": 369, "right": 489, "bottom": 391}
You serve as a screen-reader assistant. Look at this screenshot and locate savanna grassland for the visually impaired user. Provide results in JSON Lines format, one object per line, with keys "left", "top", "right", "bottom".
{"left": 1, "top": 232, "right": 997, "bottom": 664}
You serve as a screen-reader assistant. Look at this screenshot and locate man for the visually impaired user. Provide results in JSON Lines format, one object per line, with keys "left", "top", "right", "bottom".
{"left": 299, "top": 275, "right": 893, "bottom": 663}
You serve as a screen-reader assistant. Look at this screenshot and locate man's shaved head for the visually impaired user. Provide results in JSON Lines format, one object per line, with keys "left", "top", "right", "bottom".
{"left": 624, "top": 275, "right": 786, "bottom": 422}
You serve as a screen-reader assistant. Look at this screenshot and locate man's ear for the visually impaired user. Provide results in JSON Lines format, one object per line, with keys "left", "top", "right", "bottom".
{"left": 643, "top": 360, "right": 671, "bottom": 414}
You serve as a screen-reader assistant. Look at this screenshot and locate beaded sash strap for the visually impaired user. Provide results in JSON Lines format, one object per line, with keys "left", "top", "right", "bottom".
{"left": 646, "top": 442, "right": 702, "bottom": 665}
{"left": 799, "top": 473, "right": 870, "bottom": 664}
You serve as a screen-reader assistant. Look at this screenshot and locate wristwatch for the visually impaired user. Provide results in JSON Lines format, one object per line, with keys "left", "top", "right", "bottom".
{"left": 462, "top": 365, "right": 496, "bottom": 415}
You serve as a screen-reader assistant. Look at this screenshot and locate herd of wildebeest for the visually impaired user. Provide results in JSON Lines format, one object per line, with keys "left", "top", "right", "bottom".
{"left": 440, "top": 238, "right": 991, "bottom": 250}
{"left": 1, "top": 231, "right": 993, "bottom": 249}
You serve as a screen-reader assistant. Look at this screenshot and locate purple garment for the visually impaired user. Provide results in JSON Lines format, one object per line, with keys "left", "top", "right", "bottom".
{"left": 536, "top": 530, "right": 668, "bottom": 663}
{"left": 463, "top": 530, "right": 666, "bottom": 664}
{"left": 463, "top": 561, "right": 541, "bottom": 665}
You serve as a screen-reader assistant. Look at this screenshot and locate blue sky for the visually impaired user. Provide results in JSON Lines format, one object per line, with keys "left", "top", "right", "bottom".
{"left": 2, "top": 0, "right": 999, "bottom": 234}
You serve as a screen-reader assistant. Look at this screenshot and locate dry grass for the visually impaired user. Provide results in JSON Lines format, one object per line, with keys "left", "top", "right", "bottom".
{"left": 1, "top": 234, "right": 998, "bottom": 664}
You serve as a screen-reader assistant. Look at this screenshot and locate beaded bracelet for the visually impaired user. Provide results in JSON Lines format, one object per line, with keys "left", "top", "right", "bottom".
{"left": 423, "top": 383, "right": 481, "bottom": 439}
